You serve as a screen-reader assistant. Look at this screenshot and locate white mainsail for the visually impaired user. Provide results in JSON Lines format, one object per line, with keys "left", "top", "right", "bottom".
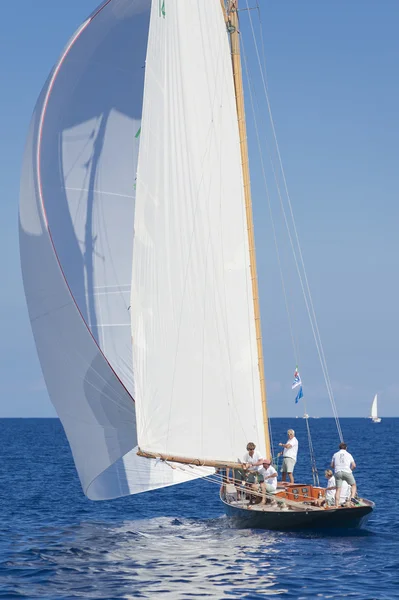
{"left": 19, "top": 0, "right": 211, "bottom": 500}
{"left": 131, "top": 1, "right": 265, "bottom": 462}
{"left": 370, "top": 394, "right": 378, "bottom": 419}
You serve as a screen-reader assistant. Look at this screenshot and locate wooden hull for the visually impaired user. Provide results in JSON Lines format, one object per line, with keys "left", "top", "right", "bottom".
{"left": 221, "top": 494, "right": 374, "bottom": 531}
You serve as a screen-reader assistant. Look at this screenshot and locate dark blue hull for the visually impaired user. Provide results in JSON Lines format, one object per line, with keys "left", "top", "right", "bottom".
{"left": 222, "top": 497, "right": 374, "bottom": 531}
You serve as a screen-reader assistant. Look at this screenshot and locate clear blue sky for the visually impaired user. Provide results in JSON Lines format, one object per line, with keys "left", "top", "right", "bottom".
{"left": 1, "top": 1, "right": 398, "bottom": 418}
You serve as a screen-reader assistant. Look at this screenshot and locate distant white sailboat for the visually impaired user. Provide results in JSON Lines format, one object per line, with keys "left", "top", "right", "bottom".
{"left": 369, "top": 394, "right": 381, "bottom": 423}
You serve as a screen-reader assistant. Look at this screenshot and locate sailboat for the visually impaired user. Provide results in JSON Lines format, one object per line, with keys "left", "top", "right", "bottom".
{"left": 19, "top": 0, "right": 373, "bottom": 529}
{"left": 369, "top": 394, "right": 381, "bottom": 423}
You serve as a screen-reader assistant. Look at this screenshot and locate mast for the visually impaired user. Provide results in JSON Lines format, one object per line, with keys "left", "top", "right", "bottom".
{"left": 225, "top": 0, "right": 271, "bottom": 457}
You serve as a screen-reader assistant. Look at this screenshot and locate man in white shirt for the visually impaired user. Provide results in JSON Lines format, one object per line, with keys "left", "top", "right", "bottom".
{"left": 259, "top": 459, "right": 278, "bottom": 504}
{"left": 230, "top": 442, "right": 265, "bottom": 503}
{"left": 331, "top": 442, "right": 357, "bottom": 507}
{"left": 232, "top": 442, "right": 264, "bottom": 487}
{"left": 313, "top": 469, "right": 336, "bottom": 507}
{"left": 242, "top": 441, "right": 264, "bottom": 482}
{"left": 278, "top": 429, "right": 298, "bottom": 484}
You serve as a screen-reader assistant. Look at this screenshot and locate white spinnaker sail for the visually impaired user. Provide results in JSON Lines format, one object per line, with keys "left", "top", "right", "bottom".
{"left": 19, "top": 0, "right": 211, "bottom": 500}
{"left": 371, "top": 394, "right": 378, "bottom": 418}
{"left": 132, "top": 0, "right": 266, "bottom": 461}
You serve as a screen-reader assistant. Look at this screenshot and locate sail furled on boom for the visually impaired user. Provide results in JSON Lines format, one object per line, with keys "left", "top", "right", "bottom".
{"left": 19, "top": 0, "right": 211, "bottom": 500}
{"left": 131, "top": 0, "right": 265, "bottom": 462}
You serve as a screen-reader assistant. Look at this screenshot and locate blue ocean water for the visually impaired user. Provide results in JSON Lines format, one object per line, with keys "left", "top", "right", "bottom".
{"left": 0, "top": 417, "right": 397, "bottom": 599}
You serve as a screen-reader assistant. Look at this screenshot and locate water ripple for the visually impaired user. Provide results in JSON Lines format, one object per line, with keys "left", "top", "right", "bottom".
{"left": 0, "top": 418, "right": 398, "bottom": 598}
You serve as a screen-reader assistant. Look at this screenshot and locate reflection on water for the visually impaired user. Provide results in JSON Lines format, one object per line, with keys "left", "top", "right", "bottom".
{"left": 2, "top": 515, "right": 397, "bottom": 599}
{"left": 1, "top": 517, "right": 289, "bottom": 599}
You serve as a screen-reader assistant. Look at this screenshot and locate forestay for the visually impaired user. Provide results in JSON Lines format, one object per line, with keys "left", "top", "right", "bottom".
{"left": 19, "top": 0, "right": 211, "bottom": 500}
{"left": 132, "top": 0, "right": 265, "bottom": 462}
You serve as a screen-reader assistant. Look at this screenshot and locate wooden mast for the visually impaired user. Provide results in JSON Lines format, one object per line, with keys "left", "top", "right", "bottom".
{"left": 226, "top": 0, "right": 271, "bottom": 458}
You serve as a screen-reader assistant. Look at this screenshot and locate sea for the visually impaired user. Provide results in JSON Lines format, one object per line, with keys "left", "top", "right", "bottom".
{"left": 0, "top": 417, "right": 397, "bottom": 599}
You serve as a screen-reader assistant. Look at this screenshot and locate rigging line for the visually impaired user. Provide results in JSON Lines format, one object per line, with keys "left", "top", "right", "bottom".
{"left": 64, "top": 186, "right": 135, "bottom": 200}
{"left": 303, "top": 399, "right": 318, "bottom": 485}
{"left": 242, "top": 3, "right": 318, "bottom": 371}
{"left": 240, "top": 7, "right": 313, "bottom": 363}
{"left": 240, "top": 24, "right": 299, "bottom": 368}
{"left": 131, "top": 458, "right": 321, "bottom": 510}
{"left": 245, "top": 0, "right": 343, "bottom": 440}
{"left": 163, "top": 463, "right": 314, "bottom": 509}
{"left": 303, "top": 413, "right": 319, "bottom": 487}
{"left": 302, "top": 397, "right": 319, "bottom": 486}
{"left": 244, "top": 0, "right": 343, "bottom": 441}
{"left": 240, "top": 20, "right": 311, "bottom": 459}
{"left": 92, "top": 284, "right": 131, "bottom": 290}
{"left": 255, "top": 0, "right": 268, "bottom": 85}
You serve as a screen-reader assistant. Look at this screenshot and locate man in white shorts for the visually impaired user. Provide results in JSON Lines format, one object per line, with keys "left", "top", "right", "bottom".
{"left": 331, "top": 442, "right": 357, "bottom": 507}
{"left": 278, "top": 429, "right": 298, "bottom": 484}
{"left": 339, "top": 480, "right": 351, "bottom": 506}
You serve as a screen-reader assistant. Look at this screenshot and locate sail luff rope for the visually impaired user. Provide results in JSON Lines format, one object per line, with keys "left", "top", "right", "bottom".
{"left": 244, "top": 0, "right": 343, "bottom": 442}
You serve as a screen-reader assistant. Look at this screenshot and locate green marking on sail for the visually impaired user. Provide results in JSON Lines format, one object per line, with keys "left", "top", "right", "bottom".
{"left": 135, "top": 127, "right": 141, "bottom": 139}
{"left": 159, "top": 0, "right": 165, "bottom": 18}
